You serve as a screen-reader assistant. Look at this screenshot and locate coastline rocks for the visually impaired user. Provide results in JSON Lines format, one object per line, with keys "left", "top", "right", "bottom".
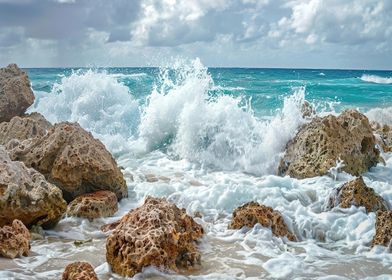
{"left": 0, "top": 219, "right": 30, "bottom": 258}
{"left": 372, "top": 122, "right": 392, "bottom": 152}
{"left": 62, "top": 262, "right": 98, "bottom": 280}
{"left": 105, "top": 197, "right": 204, "bottom": 277}
{"left": 0, "top": 64, "right": 34, "bottom": 122}
{"left": 327, "top": 177, "right": 388, "bottom": 213}
{"left": 8, "top": 122, "right": 127, "bottom": 202}
{"left": 0, "top": 146, "right": 66, "bottom": 228}
{"left": 278, "top": 110, "right": 380, "bottom": 179}
{"left": 67, "top": 190, "right": 118, "bottom": 219}
{"left": 372, "top": 210, "right": 392, "bottom": 248}
{"left": 229, "top": 202, "right": 296, "bottom": 241}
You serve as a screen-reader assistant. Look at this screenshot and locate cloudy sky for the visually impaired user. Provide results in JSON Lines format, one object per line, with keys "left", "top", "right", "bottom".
{"left": 0, "top": 0, "right": 391, "bottom": 69}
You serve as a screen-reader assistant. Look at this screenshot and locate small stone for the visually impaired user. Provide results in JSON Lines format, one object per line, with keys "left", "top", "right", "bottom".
{"left": 62, "top": 261, "right": 98, "bottom": 280}
{"left": 0, "top": 220, "right": 30, "bottom": 258}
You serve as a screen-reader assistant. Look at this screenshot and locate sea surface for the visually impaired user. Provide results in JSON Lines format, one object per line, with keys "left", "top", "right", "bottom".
{"left": 1, "top": 59, "right": 392, "bottom": 279}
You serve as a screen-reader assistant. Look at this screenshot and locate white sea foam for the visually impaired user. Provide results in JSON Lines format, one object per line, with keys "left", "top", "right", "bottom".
{"left": 366, "top": 106, "right": 392, "bottom": 126}
{"left": 360, "top": 74, "right": 392, "bottom": 84}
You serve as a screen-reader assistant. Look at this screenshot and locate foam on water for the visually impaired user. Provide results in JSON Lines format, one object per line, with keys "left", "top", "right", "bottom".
{"left": 366, "top": 106, "right": 392, "bottom": 126}
{"left": 360, "top": 74, "right": 392, "bottom": 84}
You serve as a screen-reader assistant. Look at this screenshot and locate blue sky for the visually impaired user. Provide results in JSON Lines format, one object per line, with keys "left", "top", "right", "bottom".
{"left": 0, "top": 0, "right": 391, "bottom": 69}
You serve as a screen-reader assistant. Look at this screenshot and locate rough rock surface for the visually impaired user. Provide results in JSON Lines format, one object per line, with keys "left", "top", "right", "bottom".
{"left": 372, "top": 210, "right": 392, "bottom": 248}
{"left": 8, "top": 122, "right": 127, "bottom": 202}
{"left": 372, "top": 122, "right": 392, "bottom": 152}
{"left": 67, "top": 190, "right": 118, "bottom": 219}
{"left": 327, "top": 177, "right": 388, "bottom": 213}
{"left": 62, "top": 262, "right": 98, "bottom": 280}
{"left": 0, "top": 219, "right": 30, "bottom": 258}
{"left": 105, "top": 196, "right": 204, "bottom": 277}
{"left": 0, "top": 64, "right": 34, "bottom": 122}
{"left": 229, "top": 202, "right": 296, "bottom": 241}
{"left": 278, "top": 110, "right": 380, "bottom": 179}
{"left": 0, "top": 146, "right": 66, "bottom": 228}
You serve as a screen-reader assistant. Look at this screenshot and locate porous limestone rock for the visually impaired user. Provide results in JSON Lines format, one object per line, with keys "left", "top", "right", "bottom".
{"left": 372, "top": 210, "right": 392, "bottom": 248}
{"left": 62, "top": 262, "right": 98, "bottom": 280}
{"left": 0, "top": 219, "right": 30, "bottom": 258}
{"left": 229, "top": 202, "right": 296, "bottom": 241}
{"left": 0, "top": 146, "right": 66, "bottom": 228}
{"left": 372, "top": 122, "right": 392, "bottom": 152}
{"left": 278, "top": 110, "right": 380, "bottom": 179}
{"left": 0, "top": 64, "right": 34, "bottom": 122}
{"left": 327, "top": 177, "right": 388, "bottom": 213}
{"left": 105, "top": 196, "right": 204, "bottom": 277}
{"left": 8, "top": 122, "right": 127, "bottom": 202}
{"left": 67, "top": 190, "right": 118, "bottom": 219}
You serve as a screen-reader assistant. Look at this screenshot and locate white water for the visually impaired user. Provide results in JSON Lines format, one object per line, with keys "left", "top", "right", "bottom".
{"left": 360, "top": 74, "right": 392, "bottom": 85}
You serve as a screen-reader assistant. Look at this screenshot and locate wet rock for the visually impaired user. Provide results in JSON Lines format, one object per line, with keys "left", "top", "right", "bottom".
{"left": 0, "top": 64, "right": 35, "bottom": 123}
{"left": 327, "top": 177, "right": 388, "bottom": 213}
{"left": 372, "top": 122, "right": 392, "bottom": 152}
{"left": 67, "top": 190, "right": 118, "bottom": 219}
{"left": 229, "top": 202, "right": 296, "bottom": 241}
{"left": 62, "top": 261, "right": 98, "bottom": 280}
{"left": 30, "top": 225, "right": 45, "bottom": 240}
{"left": 8, "top": 122, "right": 127, "bottom": 202}
{"left": 0, "top": 219, "right": 30, "bottom": 258}
{"left": 301, "top": 101, "right": 316, "bottom": 118}
{"left": 0, "top": 146, "right": 66, "bottom": 228}
{"left": 372, "top": 210, "right": 392, "bottom": 248}
{"left": 105, "top": 196, "right": 204, "bottom": 277}
{"left": 278, "top": 110, "right": 380, "bottom": 179}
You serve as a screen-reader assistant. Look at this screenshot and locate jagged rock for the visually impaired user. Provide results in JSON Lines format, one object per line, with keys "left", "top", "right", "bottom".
{"left": 62, "top": 262, "right": 98, "bottom": 280}
{"left": 278, "top": 110, "right": 380, "bottom": 179}
{"left": 301, "top": 101, "right": 316, "bottom": 118}
{"left": 0, "top": 113, "right": 52, "bottom": 145}
{"left": 229, "top": 202, "right": 296, "bottom": 241}
{"left": 0, "top": 219, "right": 30, "bottom": 258}
{"left": 372, "top": 122, "right": 392, "bottom": 152}
{"left": 7, "top": 122, "right": 127, "bottom": 202}
{"left": 0, "top": 64, "right": 34, "bottom": 123}
{"left": 327, "top": 177, "right": 387, "bottom": 213}
{"left": 105, "top": 196, "right": 204, "bottom": 277}
{"left": 67, "top": 190, "right": 118, "bottom": 219}
{"left": 372, "top": 210, "right": 392, "bottom": 248}
{"left": 0, "top": 146, "right": 66, "bottom": 228}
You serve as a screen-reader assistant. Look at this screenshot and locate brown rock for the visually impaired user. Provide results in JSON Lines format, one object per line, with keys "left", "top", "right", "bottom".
{"left": 62, "top": 261, "right": 98, "bottom": 280}
{"left": 67, "top": 190, "right": 118, "bottom": 219}
{"left": 0, "top": 64, "right": 34, "bottom": 122}
{"left": 278, "top": 110, "right": 380, "bottom": 179}
{"left": 7, "top": 122, "right": 127, "bottom": 202}
{"left": 0, "top": 219, "right": 30, "bottom": 258}
{"left": 0, "top": 146, "right": 66, "bottom": 228}
{"left": 372, "top": 210, "right": 392, "bottom": 248}
{"left": 327, "top": 177, "right": 388, "bottom": 213}
{"left": 372, "top": 122, "right": 392, "bottom": 152}
{"left": 105, "top": 196, "right": 204, "bottom": 277}
{"left": 229, "top": 202, "right": 296, "bottom": 241}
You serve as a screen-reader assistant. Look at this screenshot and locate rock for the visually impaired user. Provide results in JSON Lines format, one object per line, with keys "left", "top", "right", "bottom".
{"left": 0, "top": 64, "right": 34, "bottom": 123}
{"left": 372, "top": 210, "right": 392, "bottom": 248}
{"left": 0, "top": 146, "right": 66, "bottom": 228}
{"left": 301, "top": 101, "right": 316, "bottom": 118}
{"left": 0, "top": 219, "right": 30, "bottom": 258}
{"left": 278, "top": 110, "right": 380, "bottom": 179}
{"left": 229, "top": 202, "right": 296, "bottom": 241}
{"left": 8, "top": 122, "right": 127, "bottom": 202}
{"left": 62, "top": 261, "right": 98, "bottom": 280}
{"left": 327, "top": 177, "right": 388, "bottom": 213}
{"left": 67, "top": 190, "right": 118, "bottom": 219}
{"left": 372, "top": 122, "right": 392, "bottom": 152}
{"left": 105, "top": 196, "right": 204, "bottom": 277}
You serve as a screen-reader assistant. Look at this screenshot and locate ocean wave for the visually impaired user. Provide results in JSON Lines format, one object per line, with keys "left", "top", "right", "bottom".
{"left": 366, "top": 106, "right": 392, "bottom": 125}
{"left": 360, "top": 74, "right": 392, "bottom": 84}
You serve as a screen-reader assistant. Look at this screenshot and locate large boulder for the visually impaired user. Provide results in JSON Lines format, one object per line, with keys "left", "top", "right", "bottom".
{"left": 372, "top": 210, "right": 392, "bottom": 248}
{"left": 278, "top": 110, "right": 380, "bottom": 179}
{"left": 229, "top": 202, "right": 296, "bottom": 241}
{"left": 7, "top": 122, "right": 127, "bottom": 202}
{"left": 62, "top": 262, "right": 98, "bottom": 280}
{"left": 0, "top": 219, "right": 30, "bottom": 258}
{"left": 327, "top": 177, "right": 388, "bottom": 213}
{"left": 0, "top": 146, "right": 66, "bottom": 228}
{"left": 105, "top": 197, "right": 204, "bottom": 277}
{"left": 0, "top": 64, "right": 34, "bottom": 123}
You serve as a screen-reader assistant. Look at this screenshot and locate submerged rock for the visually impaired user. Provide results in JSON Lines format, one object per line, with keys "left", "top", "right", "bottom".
{"left": 327, "top": 177, "right": 388, "bottom": 213}
{"left": 62, "top": 261, "right": 98, "bottom": 280}
{"left": 278, "top": 110, "right": 380, "bottom": 179}
{"left": 372, "top": 122, "right": 392, "bottom": 152}
{"left": 0, "top": 146, "right": 66, "bottom": 228}
{"left": 372, "top": 210, "right": 392, "bottom": 248}
{"left": 229, "top": 202, "right": 296, "bottom": 241}
{"left": 0, "top": 219, "right": 30, "bottom": 258}
{"left": 8, "top": 122, "right": 127, "bottom": 202}
{"left": 67, "top": 190, "right": 118, "bottom": 219}
{"left": 105, "top": 196, "right": 204, "bottom": 277}
{"left": 0, "top": 64, "right": 34, "bottom": 123}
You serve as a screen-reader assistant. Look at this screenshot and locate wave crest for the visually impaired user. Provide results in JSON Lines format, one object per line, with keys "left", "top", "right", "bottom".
{"left": 360, "top": 74, "right": 392, "bottom": 84}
